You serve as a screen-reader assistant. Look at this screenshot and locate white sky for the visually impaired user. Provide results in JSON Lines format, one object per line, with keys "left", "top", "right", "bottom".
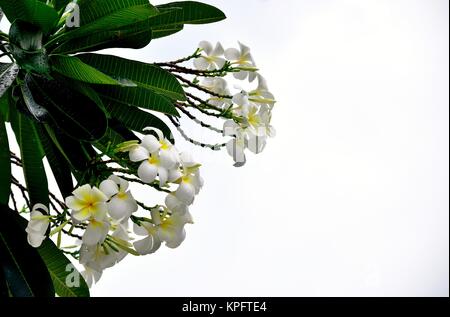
{"left": 2, "top": 0, "right": 449, "bottom": 296}
{"left": 90, "top": 0, "right": 449, "bottom": 296}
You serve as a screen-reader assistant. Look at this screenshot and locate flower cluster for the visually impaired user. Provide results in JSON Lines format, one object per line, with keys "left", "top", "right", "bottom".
{"left": 25, "top": 129, "right": 203, "bottom": 287}
{"left": 194, "top": 41, "right": 276, "bottom": 166}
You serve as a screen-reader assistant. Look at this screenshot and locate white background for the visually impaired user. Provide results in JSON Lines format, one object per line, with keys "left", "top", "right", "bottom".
{"left": 3, "top": 0, "right": 449, "bottom": 296}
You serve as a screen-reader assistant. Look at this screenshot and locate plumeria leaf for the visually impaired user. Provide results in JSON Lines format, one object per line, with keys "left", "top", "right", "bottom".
{"left": 95, "top": 85, "right": 179, "bottom": 116}
{"left": 50, "top": 4, "right": 159, "bottom": 46}
{"left": 78, "top": 54, "right": 186, "bottom": 101}
{"left": 76, "top": 0, "right": 151, "bottom": 25}
{"left": 154, "top": 1, "right": 226, "bottom": 26}
{"left": 25, "top": 74, "right": 108, "bottom": 141}
{"left": 0, "top": 204, "right": 55, "bottom": 297}
{"left": 106, "top": 100, "right": 174, "bottom": 143}
{"left": 0, "top": 0, "right": 59, "bottom": 34}
{"left": 20, "top": 79, "right": 49, "bottom": 122}
{"left": 37, "top": 125, "right": 74, "bottom": 198}
{"left": 53, "top": 21, "right": 154, "bottom": 54}
{"left": 50, "top": 55, "right": 122, "bottom": 86}
{"left": 0, "top": 63, "right": 20, "bottom": 99}
{"left": 17, "top": 112, "right": 49, "bottom": 207}
{"left": 36, "top": 237, "right": 90, "bottom": 297}
{"left": 54, "top": 0, "right": 72, "bottom": 12}
{"left": 43, "top": 127, "right": 93, "bottom": 175}
{"left": 0, "top": 118, "right": 11, "bottom": 205}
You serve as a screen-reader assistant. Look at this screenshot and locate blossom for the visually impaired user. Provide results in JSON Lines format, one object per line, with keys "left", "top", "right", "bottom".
{"left": 79, "top": 243, "right": 119, "bottom": 274}
{"left": 201, "top": 77, "right": 232, "bottom": 108}
{"left": 225, "top": 42, "right": 257, "bottom": 81}
{"left": 152, "top": 208, "right": 194, "bottom": 249}
{"left": 134, "top": 207, "right": 194, "bottom": 253}
{"left": 194, "top": 41, "right": 226, "bottom": 70}
{"left": 65, "top": 184, "right": 108, "bottom": 222}
{"left": 249, "top": 74, "right": 276, "bottom": 107}
{"left": 174, "top": 154, "right": 203, "bottom": 205}
{"left": 126, "top": 129, "right": 180, "bottom": 187}
{"left": 133, "top": 221, "right": 161, "bottom": 255}
{"left": 99, "top": 175, "right": 138, "bottom": 220}
{"left": 25, "top": 204, "right": 50, "bottom": 248}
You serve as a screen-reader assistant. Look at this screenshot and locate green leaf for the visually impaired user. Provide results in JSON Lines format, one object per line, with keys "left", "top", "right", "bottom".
{"left": 96, "top": 85, "right": 179, "bottom": 116}
{"left": 0, "top": 0, "right": 59, "bottom": 33}
{"left": 50, "top": 55, "right": 121, "bottom": 85}
{"left": 0, "top": 63, "right": 20, "bottom": 99}
{"left": 0, "top": 204, "right": 54, "bottom": 297}
{"left": 50, "top": 4, "right": 159, "bottom": 45}
{"left": 43, "top": 127, "right": 92, "bottom": 174}
{"left": 25, "top": 74, "right": 108, "bottom": 141}
{"left": 17, "top": 112, "right": 49, "bottom": 207}
{"left": 53, "top": 21, "right": 153, "bottom": 54}
{"left": 20, "top": 78, "right": 49, "bottom": 122}
{"left": 79, "top": 54, "right": 186, "bottom": 101}
{"left": 0, "top": 119, "right": 11, "bottom": 205}
{"left": 37, "top": 238, "right": 90, "bottom": 297}
{"left": 37, "top": 125, "right": 74, "bottom": 198}
{"left": 77, "top": 0, "right": 150, "bottom": 25}
{"left": 154, "top": 1, "right": 226, "bottom": 26}
{"left": 106, "top": 101, "right": 174, "bottom": 142}
{"left": 0, "top": 88, "right": 9, "bottom": 121}
{"left": 54, "top": 0, "right": 72, "bottom": 12}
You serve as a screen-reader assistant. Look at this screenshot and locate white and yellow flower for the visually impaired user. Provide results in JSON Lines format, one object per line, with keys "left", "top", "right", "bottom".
{"left": 65, "top": 184, "right": 108, "bottom": 222}
{"left": 100, "top": 175, "right": 138, "bottom": 220}
{"left": 225, "top": 42, "right": 257, "bottom": 81}
{"left": 194, "top": 41, "right": 226, "bottom": 70}
{"left": 25, "top": 204, "right": 51, "bottom": 248}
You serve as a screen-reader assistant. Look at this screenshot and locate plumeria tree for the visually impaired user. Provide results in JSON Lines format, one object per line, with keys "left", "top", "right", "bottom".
{"left": 0, "top": 0, "right": 275, "bottom": 297}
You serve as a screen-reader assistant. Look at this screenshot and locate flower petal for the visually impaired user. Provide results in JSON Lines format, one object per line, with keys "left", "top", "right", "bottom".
{"left": 108, "top": 196, "right": 137, "bottom": 220}
{"left": 158, "top": 167, "right": 168, "bottom": 187}
{"left": 129, "top": 145, "right": 149, "bottom": 162}
{"left": 27, "top": 232, "right": 45, "bottom": 248}
{"left": 138, "top": 161, "right": 158, "bottom": 183}
{"left": 193, "top": 57, "right": 210, "bottom": 70}
{"left": 199, "top": 40, "right": 213, "bottom": 55}
{"left": 133, "top": 235, "right": 161, "bottom": 255}
{"left": 72, "top": 184, "right": 92, "bottom": 201}
{"left": 83, "top": 220, "right": 110, "bottom": 245}
{"left": 175, "top": 182, "right": 196, "bottom": 205}
{"left": 212, "top": 42, "right": 224, "bottom": 56}
{"left": 99, "top": 179, "right": 119, "bottom": 199}
{"left": 141, "top": 134, "right": 161, "bottom": 153}
{"left": 225, "top": 47, "right": 240, "bottom": 61}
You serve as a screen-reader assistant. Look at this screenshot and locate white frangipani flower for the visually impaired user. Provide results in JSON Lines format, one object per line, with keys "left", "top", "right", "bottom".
{"left": 201, "top": 77, "right": 232, "bottom": 108}
{"left": 79, "top": 243, "right": 119, "bottom": 273}
{"left": 174, "top": 157, "right": 203, "bottom": 205}
{"left": 100, "top": 175, "right": 138, "bottom": 220}
{"left": 125, "top": 129, "right": 180, "bottom": 187}
{"left": 225, "top": 42, "right": 257, "bottom": 81}
{"left": 151, "top": 208, "right": 194, "bottom": 249}
{"left": 133, "top": 221, "right": 161, "bottom": 256}
{"left": 25, "top": 204, "right": 50, "bottom": 248}
{"left": 249, "top": 74, "right": 276, "bottom": 107}
{"left": 65, "top": 184, "right": 108, "bottom": 222}
{"left": 194, "top": 41, "right": 226, "bottom": 70}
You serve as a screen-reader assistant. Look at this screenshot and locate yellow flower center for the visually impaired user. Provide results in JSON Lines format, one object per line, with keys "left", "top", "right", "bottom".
{"left": 148, "top": 155, "right": 160, "bottom": 165}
